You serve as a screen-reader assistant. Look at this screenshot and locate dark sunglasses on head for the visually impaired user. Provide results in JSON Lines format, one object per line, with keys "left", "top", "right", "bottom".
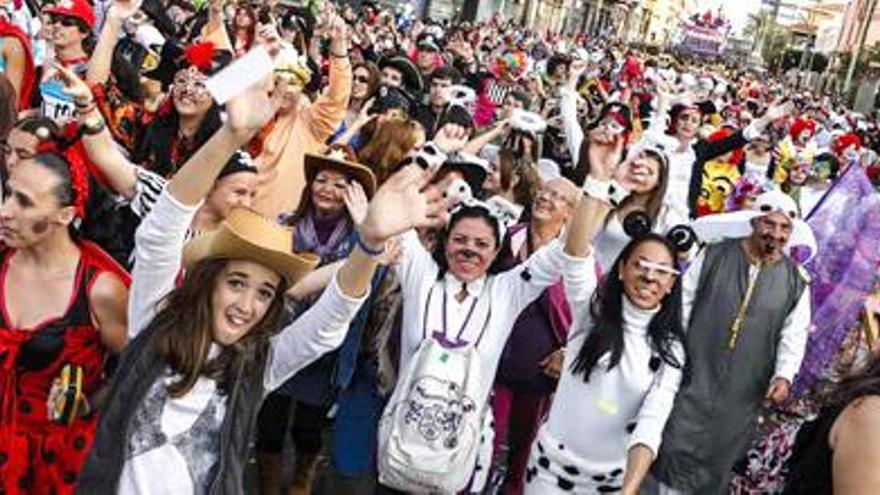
{"left": 49, "top": 15, "right": 81, "bottom": 28}
{"left": 758, "top": 203, "right": 798, "bottom": 220}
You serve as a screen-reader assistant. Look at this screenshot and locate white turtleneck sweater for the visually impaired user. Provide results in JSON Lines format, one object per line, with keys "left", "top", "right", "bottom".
{"left": 541, "top": 263, "right": 685, "bottom": 471}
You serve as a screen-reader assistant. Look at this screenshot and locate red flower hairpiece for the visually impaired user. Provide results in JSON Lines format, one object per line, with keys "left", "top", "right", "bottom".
{"left": 184, "top": 42, "right": 217, "bottom": 73}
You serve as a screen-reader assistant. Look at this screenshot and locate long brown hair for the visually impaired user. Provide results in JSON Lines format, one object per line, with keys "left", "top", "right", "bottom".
{"left": 351, "top": 61, "right": 381, "bottom": 103}
{"left": 152, "top": 258, "right": 290, "bottom": 398}
{"left": 357, "top": 117, "right": 425, "bottom": 183}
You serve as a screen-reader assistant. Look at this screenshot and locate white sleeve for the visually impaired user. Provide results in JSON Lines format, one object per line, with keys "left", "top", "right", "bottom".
{"left": 559, "top": 86, "right": 584, "bottom": 166}
{"left": 495, "top": 240, "right": 591, "bottom": 317}
{"left": 393, "top": 229, "right": 438, "bottom": 294}
{"left": 774, "top": 285, "right": 812, "bottom": 382}
{"left": 263, "top": 271, "right": 369, "bottom": 391}
{"left": 563, "top": 249, "right": 598, "bottom": 332}
{"left": 681, "top": 248, "right": 705, "bottom": 330}
{"left": 627, "top": 342, "right": 686, "bottom": 457}
{"left": 128, "top": 190, "right": 199, "bottom": 339}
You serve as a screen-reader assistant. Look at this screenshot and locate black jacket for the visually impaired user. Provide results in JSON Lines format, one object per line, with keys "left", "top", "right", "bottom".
{"left": 77, "top": 323, "right": 266, "bottom": 494}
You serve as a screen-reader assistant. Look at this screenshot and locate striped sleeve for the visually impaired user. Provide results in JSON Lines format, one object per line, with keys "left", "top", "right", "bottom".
{"left": 130, "top": 166, "right": 168, "bottom": 219}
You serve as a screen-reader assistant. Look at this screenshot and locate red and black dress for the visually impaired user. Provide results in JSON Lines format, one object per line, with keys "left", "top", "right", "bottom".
{"left": 0, "top": 241, "right": 130, "bottom": 495}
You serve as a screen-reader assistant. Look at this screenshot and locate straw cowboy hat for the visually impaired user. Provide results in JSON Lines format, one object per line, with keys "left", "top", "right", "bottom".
{"left": 183, "top": 208, "right": 319, "bottom": 285}
{"left": 304, "top": 149, "right": 378, "bottom": 198}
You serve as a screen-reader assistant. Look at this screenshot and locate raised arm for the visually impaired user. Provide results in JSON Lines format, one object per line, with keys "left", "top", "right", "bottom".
{"left": 203, "top": 0, "right": 232, "bottom": 51}
{"left": 87, "top": 0, "right": 142, "bottom": 85}
{"left": 264, "top": 164, "right": 452, "bottom": 389}
{"left": 56, "top": 63, "right": 140, "bottom": 198}
{"left": 564, "top": 127, "right": 625, "bottom": 258}
{"left": 3, "top": 36, "right": 26, "bottom": 105}
{"left": 304, "top": 14, "right": 353, "bottom": 141}
{"left": 560, "top": 59, "right": 587, "bottom": 164}
{"left": 127, "top": 77, "right": 280, "bottom": 337}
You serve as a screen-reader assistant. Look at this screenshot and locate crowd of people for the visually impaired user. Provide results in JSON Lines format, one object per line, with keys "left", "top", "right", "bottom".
{"left": 2, "top": 0, "right": 880, "bottom": 493}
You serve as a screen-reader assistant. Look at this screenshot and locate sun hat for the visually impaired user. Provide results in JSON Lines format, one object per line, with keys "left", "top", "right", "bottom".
{"left": 183, "top": 208, "right": 319, "bottom": 285}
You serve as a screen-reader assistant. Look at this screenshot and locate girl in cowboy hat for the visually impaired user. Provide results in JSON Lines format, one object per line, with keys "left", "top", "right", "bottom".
{"left": 78, "top": 78, "right": 449, "bottom": 494}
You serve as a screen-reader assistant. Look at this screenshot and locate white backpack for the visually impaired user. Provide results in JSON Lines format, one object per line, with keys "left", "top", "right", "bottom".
{"left": 377, "top": 337, "right": 485, "bottom": 493}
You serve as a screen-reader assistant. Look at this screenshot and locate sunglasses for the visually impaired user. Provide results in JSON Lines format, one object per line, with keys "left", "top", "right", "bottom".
{"left": 354, "top": 74, "right": 371, "bottom": 84}
{"left": 758, "top": 203, "right": 798, "bottom": 220}
{"left": 49, "top": 15, "right": 80, "bottom": 28}
{"left": 636, "top": 259, "right": 680, "bottom": 278}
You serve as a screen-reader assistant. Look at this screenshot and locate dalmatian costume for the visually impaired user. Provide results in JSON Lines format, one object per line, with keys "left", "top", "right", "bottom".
{"left": 524, "top": 251, "right": 685, "bottom": 494}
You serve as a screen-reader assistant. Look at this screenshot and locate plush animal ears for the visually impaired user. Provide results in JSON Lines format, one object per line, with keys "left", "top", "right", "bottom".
{"left": 622, "top": 211, "right": 697, "bottom": 253}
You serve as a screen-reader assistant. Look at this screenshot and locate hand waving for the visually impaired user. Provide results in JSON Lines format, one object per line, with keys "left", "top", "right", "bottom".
{"left": 358, "top": 165, "right": 450, "bottom": 246}
{"left": 343, "top": 181, "right": 369, "bottom": 226}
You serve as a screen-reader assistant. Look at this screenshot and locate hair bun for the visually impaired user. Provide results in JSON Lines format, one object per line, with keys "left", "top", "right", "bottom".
{"left": 666, "top": 224, "right": 697, "bottom": 253}
{"left": 622, "top": 211, "right": 652, "bottom": 239}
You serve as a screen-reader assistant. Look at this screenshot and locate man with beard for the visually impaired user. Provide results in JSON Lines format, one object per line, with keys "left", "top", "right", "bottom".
{"left": 652, "top": 190, "right": 813, "bottom": 494}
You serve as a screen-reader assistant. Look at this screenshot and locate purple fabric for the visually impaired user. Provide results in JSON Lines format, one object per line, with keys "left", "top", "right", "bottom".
{"left": 792, "top": 165, "right": 880, "bottom": 397}
{"left": 294, "top": 211, "right": 352, "bottom": 262}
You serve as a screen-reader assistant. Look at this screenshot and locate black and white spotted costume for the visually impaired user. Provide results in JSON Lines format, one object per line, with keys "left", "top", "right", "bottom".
{"left": 524, "top": 252, "right": 685, "bottom": 494}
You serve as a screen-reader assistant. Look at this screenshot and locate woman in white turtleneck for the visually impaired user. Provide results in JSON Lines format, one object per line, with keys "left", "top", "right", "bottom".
{"left": 523, "top": 125, "right": 688, "bottom": 495}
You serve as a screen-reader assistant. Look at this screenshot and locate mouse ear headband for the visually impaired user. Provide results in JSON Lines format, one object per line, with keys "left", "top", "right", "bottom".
{"left": 622, "top": 211, "right": 697, "bottom": 253}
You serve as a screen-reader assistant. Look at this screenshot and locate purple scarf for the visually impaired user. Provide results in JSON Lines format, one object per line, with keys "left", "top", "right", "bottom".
{"left": 294, "top": 211, "right": 353, "bottom": 263}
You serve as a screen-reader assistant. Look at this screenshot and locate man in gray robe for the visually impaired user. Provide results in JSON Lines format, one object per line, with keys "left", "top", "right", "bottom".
{"left": 652, "top": 190, "right": 812, "bottom": 494}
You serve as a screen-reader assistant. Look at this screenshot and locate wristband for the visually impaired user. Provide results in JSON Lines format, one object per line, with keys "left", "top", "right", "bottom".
{"left": 75, "top": 102, "right": 97, "bottom": 115}
{"left": 74, "top": 98, "right": 94, "bottom": 109}
{"left": 354, "top": 231, "right": 385, "bottom": 257}
{"left": 582, "top": 176, "right": 630, "bottom": 207}
{"left": 80, "top": 115, "right": 106, "bottom": 136}
{"left": 330, "top": 50, "right": 348, "bottom": 59}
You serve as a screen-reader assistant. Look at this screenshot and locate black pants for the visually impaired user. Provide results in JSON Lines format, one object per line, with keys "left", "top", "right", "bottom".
{"left": 255, "top": 390, "right": 328, "bottom": 456}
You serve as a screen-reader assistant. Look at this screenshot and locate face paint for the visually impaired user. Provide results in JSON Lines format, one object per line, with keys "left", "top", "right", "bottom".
{"left": 31, "top": 216, "right": 50, "bottom": 235}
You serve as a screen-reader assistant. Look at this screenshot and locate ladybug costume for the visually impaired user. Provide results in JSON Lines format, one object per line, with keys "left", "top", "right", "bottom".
{"left": 0, "top": 241, "right": 130, "bottom": 494}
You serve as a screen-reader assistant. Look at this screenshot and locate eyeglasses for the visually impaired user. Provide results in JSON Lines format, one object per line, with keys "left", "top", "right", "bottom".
{"left": 679, "top": 114, "right": 701, "bottom": 124}
{"left": 49, "top": 15, "right": 80, "bottom": 28}
{"left": 536, "top": 187, "right": 574, "bottom": 207}
{"left": 635, "top": 259, "right": 680, "bottom": 278}
{"left": 354, "top": 74, "right": 370, "bottom": 84}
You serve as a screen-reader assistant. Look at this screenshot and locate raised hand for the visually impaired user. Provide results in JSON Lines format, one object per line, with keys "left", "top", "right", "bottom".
{"left": 53, "top": 63, "right": 93, "bottom": 105}
{"left": 328, "top": 14, "right": 349, "bottom": 55}
{"left": 358, "top": 165, "right": 449, "bottom": 246}
{"left": 434, "top": 123, "right": 470, "bottom": 155}
{"left": 586, "top": 127, "right": 625, "bottom": 182}
{"left": 343, "top": 181, "right": 368, "bottom": 226}
{"left": 109, "top": 0, "right": 144, "bottom": 20}
{"left": 225, "top": 78, "right": 279, "bottom": 138}
{"left": 256, "top": 23, "right": 282, "bottom": 58}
